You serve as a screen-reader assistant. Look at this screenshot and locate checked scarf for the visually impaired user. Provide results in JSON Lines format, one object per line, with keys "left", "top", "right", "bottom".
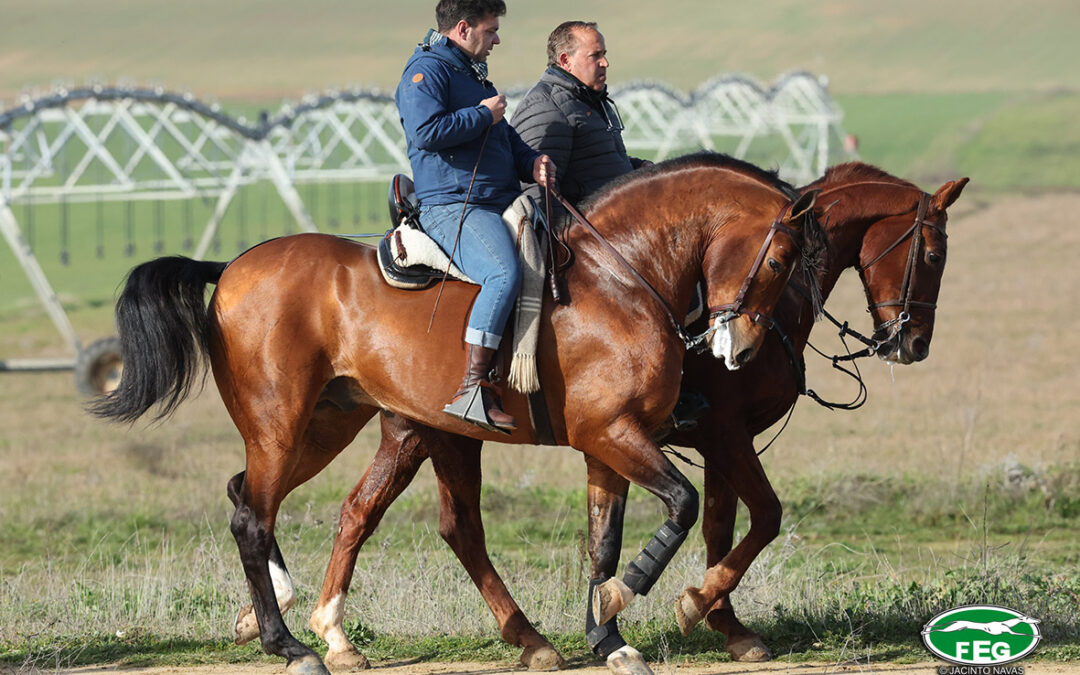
{"left": 421, "top": 29, "right": 490, "bottom": 84}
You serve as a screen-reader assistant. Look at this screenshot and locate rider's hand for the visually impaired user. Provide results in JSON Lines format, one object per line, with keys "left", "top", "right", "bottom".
{"left": 533, "top": 155, "right": 555, "bottom": 189}
{"left": 480, "top": 94, "right": 507, "bottom": 124}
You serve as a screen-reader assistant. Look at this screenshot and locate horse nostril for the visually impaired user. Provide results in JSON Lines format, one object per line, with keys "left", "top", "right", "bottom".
{"left": 911, "top": 337, "right": 929, "bottom": 361}
{"left": 735, "top": 348, "right": 754, "bottom": 367}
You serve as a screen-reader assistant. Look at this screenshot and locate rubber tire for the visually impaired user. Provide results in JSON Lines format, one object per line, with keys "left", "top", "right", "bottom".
{"left": 75, "top": 336, "right": 124, "bottom": 396}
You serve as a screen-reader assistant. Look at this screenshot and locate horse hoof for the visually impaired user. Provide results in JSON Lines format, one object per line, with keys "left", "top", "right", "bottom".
{"left": 233, "top": 605, "right": 260, "bottom": 645}
{"left": 325, "top": 646, "right": 371, "bottom": 671}
{"left": 593, "top": 577, "right": 634, "bottom": 626}
{"left": 727, "top": 635, "right": 772, "bottom": 662}
{"left": 287, "top": 654, "right": 331, "bottom": 675}
{"left": 520, "top": 644, "right": 566, "bottom": 671}
{"left": 606, "top": 645, "right": 653, "bottom": 675}
{"left": 675, "top": 588, "right": 706, "bottom": 636}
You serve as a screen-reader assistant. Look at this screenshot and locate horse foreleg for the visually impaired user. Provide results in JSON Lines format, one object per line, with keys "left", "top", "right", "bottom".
{"left": 585, "top": 420, "right": 698, "bottom": 629}
{"left": 428, "top": 428, "right": 565, "bottom": 671}
{"left": 228, "top": 472, "right": 298, "bottom": 647}
{"left": 676, "top": 430, "right": 780, "bottom": 645}
{"left": 584, "top": 458, "right": 653, "bottom": 675}
{"left": 309, "top": 412, "right": 430, "bottom": 671}
{"left": 699, "top": 453, "right": 772, "bottom": 661}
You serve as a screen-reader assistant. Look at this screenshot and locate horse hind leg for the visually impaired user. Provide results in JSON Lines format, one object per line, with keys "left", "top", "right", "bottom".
{"left": 229, "top": 466, "right": 327, "bottom": 675}
{"left": 229, "top": 402, "right": 377, "bottom": 675}
{"left": 227, "top": 472, "right": 297, "bottom": 646}
{"left": 309, "top": 412, "right": 431, "bottom": 671}
{"left": 427, "top": 424, "right": 565, "bottom": 671}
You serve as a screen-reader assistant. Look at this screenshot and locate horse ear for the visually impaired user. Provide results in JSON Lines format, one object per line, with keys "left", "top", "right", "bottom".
{"left": 786, "top": 189, "right": 820, "bottom": 226}
{"left": 931, "top": 177, "right": 969, "bottom": 212}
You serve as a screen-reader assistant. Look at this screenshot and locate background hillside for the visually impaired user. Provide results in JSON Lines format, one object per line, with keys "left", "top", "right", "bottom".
{"left": 3, "top": 1, "right": 1077, "bottom": 191}
{"left": 2, "top": 0, "right": 1077, "bottom": 96}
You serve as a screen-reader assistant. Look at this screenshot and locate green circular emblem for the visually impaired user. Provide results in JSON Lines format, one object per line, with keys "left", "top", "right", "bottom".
{"left": 921, "top": 604, "right": 1041, "bottom": 665}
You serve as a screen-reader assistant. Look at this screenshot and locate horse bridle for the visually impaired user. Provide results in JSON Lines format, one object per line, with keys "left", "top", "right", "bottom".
{"left": 707, "top": 200, "right": 801, "bottom": 332}
{"left": 855, "top": 190, "right": 947, "bottom": 349}
{"left": 549, "top": 188, "right": 800, "bottom": 352}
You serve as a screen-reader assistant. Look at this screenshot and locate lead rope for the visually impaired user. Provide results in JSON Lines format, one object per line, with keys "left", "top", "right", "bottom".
{"left": 427, "top": 126, "right": 491, "bottom": 333}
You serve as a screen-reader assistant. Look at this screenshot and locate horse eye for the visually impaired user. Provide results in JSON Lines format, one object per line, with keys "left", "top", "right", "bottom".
{"left": 927, "top": 251, "right": 944, "bottom": 266}
{"left": 768, "top": 258, "right": 783, "bottom": 273}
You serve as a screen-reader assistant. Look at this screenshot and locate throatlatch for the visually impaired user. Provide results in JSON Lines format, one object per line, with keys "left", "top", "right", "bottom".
{"left": 623, "top": 519, "right": 688, "bottom": 596}
{"left": 586, "top": 578, "right": 628, "bottom": 657}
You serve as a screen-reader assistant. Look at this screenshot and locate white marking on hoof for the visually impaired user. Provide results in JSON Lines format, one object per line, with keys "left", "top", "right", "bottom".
{"left": 233, "top": 560, "right": 297, "bottom": 645}
{"left": 593, "top": 577, "right": 635, "bottom": 626}
{"left": 270, "top": 559, "right": 297, "bottom": 613}
{"left": 311, "top": 594, "right": 370, "bottom": 670}
{"left": 606, "top": 646, "right": 653, "bottom": 675}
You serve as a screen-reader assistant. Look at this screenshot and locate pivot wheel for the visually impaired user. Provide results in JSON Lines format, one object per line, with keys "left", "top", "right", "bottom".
{"left": 75, "top": 336, "right": 124, "bottom": 396}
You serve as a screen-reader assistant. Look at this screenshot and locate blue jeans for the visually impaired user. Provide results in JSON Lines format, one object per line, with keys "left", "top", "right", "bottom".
{"left": 419, "top": 202, "right": 521, "bottom": 349}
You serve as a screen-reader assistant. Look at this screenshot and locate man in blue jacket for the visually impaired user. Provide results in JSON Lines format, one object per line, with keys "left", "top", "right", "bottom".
{"left": 397, "top": 0, "right": 555, "bottom": 432}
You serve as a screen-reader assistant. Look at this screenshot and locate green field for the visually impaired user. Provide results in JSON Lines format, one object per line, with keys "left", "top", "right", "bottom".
{"left": 1, "top": 1, "right": 1079, "bottom": 671}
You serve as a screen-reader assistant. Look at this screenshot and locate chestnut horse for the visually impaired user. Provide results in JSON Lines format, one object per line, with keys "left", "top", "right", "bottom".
{"left": 92, "top": 153, "right": 820, "bottom": 675}
{"left": 287, "top": 164, "right": 967, "bottom": 673}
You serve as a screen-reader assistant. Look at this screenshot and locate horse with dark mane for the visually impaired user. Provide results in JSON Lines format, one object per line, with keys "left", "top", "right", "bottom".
{"left": 265, "top": 162, "right": 967, "bottom": 675}
{"left": 92, "top": 153, "right": 821, "bottom": 675}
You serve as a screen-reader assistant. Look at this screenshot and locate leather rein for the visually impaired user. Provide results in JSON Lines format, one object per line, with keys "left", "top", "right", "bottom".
{"left": 548, "top": 187, "right": 799, "bottom": 352}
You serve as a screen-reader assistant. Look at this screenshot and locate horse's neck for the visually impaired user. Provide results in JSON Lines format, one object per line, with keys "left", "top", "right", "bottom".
{"left": 578, "top": 196, "right": 709, "bottom": 317}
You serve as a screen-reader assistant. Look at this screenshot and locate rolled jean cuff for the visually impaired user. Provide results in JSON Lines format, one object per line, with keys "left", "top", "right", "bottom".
{"left": 466, "top": 327, "right": 502, "bottom": 350}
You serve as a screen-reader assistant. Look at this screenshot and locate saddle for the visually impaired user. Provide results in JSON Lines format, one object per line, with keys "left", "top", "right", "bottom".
{"left": 378, "top": 175, "right": 475, "bottom": 289}
{"left": 378, "top": 174, "right": 550, "bottom": 396}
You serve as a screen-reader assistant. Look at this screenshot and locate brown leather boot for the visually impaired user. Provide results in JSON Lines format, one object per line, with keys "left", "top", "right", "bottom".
{"left": 443, "top": 343, "right": 517, "bottom": 432}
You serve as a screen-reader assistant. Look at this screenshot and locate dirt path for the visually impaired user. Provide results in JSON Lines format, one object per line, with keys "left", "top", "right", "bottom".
{"left": 46, "top": 660, "right": 1080, "bottom": 675}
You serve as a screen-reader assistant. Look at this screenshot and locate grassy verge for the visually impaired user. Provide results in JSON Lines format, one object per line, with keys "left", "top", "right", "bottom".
{"left": 2, "top": 468, "right": 1077, "bottom": 669}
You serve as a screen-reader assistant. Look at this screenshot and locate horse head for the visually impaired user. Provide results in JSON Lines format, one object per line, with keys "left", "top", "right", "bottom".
{"left": 703, "top": 189, "right": 820, "bottom": 369}
{"left": 858, "top": 177, "right": 968, "bottom": 364}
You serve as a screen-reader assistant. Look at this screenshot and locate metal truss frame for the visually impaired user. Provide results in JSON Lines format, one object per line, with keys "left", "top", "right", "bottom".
{"left": 1, "top": 75, "right": 851, "bottom": 375}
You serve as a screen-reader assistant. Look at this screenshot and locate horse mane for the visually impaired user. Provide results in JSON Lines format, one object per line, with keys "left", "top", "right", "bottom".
{"left": 577, "top": 151, "right": 830, "bottom": 322}
{"left": 806, "top": 161, "right": 919, "bottom": 192}
{"left": 579, "top": 151, "right": 796, "bottom": 213}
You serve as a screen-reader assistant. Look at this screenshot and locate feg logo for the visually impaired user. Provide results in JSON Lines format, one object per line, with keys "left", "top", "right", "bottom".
{"left": 921, "top": 605, "right": 1041, "bottom": 665}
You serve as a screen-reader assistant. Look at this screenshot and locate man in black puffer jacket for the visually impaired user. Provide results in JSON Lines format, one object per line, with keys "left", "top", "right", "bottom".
{"left": 510, "top": 21, "right": 648, "bottom": 208}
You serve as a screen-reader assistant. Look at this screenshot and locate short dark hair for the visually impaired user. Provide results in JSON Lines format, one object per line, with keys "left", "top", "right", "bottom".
{"left": 547, "top": 21, "right": 599, "bottom": 67}
{"left": 435, "top": 0, "right": 507, "bottom": 33}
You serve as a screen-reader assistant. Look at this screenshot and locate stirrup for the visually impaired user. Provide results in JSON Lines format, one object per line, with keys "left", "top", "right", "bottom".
{"left": 670, "top": 391, "right": 710, "bottom": 431}
{"left": 443, "top": 384, "right": 513, "bottom": 435}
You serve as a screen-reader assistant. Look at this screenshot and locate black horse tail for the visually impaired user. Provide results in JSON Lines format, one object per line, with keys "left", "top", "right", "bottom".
{"left": 89, "top": 256, "right": 228, "bottom": 424}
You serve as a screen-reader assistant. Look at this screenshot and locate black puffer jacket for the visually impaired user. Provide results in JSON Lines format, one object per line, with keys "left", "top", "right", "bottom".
{"left": 511, "top": 67, "right": 644, "bottom": 206}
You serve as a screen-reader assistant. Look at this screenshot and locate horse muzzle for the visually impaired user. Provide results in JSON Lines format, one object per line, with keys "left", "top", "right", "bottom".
{"left": 710, "top": 313, "right": 765, "bottom": 370}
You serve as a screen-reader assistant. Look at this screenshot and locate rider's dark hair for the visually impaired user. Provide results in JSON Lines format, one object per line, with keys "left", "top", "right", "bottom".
{"left": 436, "top": 0, "right": 507, "bottom": 33}
{"left": 547, "top": 21, "right": 599, "bottom": 67}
